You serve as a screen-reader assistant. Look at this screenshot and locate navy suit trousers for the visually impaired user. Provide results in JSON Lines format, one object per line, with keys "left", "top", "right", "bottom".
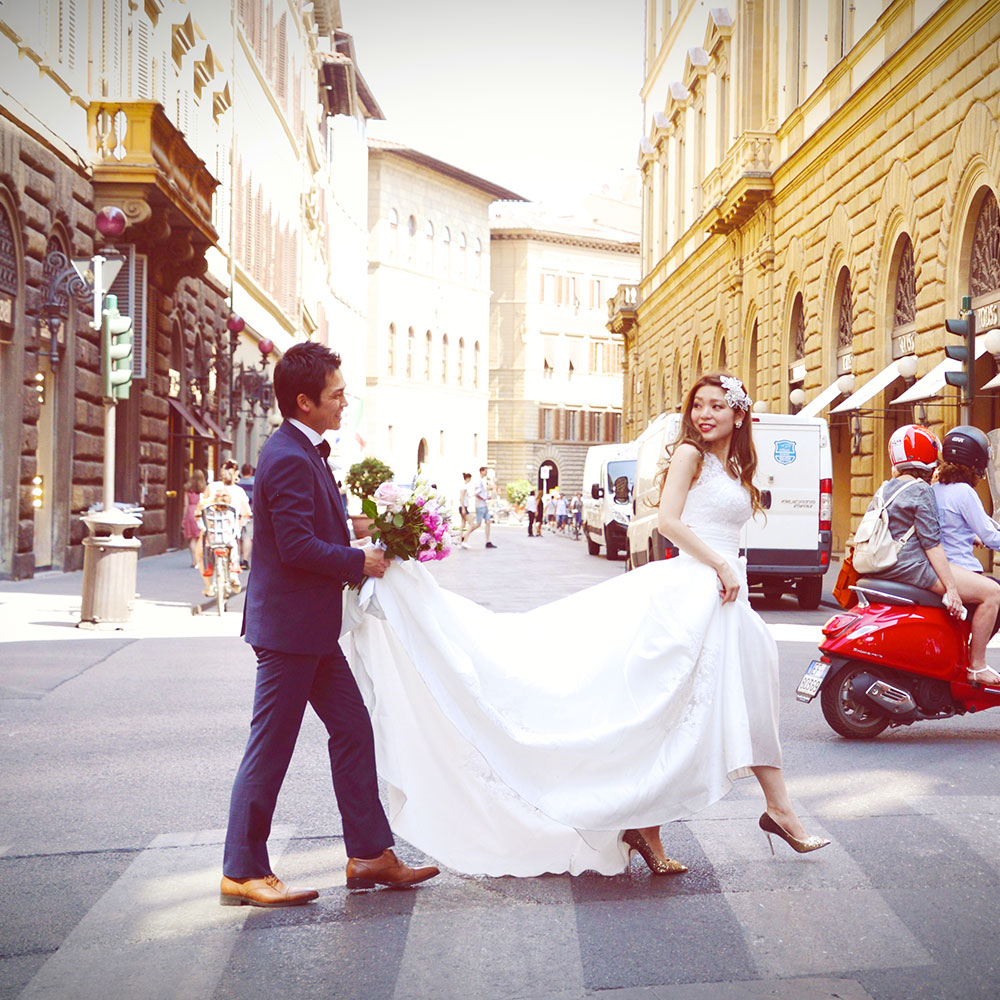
{"left": 223, "top": 645, "right": 394, "bottom": 878}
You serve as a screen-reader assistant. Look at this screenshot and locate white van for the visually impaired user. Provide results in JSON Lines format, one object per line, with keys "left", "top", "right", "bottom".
{"left": 627, "top": 412, "right": 833, "bottom": 608}
{"left": 582, "top": 442, "right": 638, "bottom": 559}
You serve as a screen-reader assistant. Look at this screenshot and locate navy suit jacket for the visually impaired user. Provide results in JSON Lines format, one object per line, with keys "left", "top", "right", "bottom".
{"left": 242, "top": 421, "right": 365, "bottom": 655}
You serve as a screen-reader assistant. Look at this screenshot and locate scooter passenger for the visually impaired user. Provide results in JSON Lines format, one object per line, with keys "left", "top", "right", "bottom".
{"left": 932, "top": 425, "right": 1000, "bottom": 685}
{"left": 869, "top": 425, "right": 997, "bottom": 686}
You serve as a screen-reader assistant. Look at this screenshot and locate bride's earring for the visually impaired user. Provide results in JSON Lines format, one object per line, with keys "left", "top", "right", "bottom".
{"left": 735, "top": 421, "right": 743, "bottom": 428}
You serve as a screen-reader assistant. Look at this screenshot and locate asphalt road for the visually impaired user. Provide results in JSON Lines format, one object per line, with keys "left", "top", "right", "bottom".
{"left": 1, "top": 525, "right": 999, "bottom": 1000}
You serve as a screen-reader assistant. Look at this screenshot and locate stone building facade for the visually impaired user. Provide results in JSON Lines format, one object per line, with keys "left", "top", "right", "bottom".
{"left": 613, "top": 0, "right": 1000, "bottom": 552}
{"left": 363, "top": 141, "right": 521, "bottom": 506}
{"left": 490, "top": 203, "right": 639, "bottom": 496}
{"left": 0, "top": 0, "right": 377, "bottom": 578}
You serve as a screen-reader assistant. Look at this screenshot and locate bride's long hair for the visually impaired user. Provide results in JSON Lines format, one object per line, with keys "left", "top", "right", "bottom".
{"left": 654, "top": 372, "right": 763, "bottom": 515}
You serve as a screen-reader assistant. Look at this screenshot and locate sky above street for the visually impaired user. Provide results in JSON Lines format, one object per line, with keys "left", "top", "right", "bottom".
{"left": 339, "top": 0, "right": 645, "bottom": 204}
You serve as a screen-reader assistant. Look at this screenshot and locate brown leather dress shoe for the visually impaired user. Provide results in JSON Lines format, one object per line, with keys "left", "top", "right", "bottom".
{"left": 345, "top": 849, "right": 440, "bottom": 890}
{"left": 219, "top": 873, "right": 319, "bottom": 907}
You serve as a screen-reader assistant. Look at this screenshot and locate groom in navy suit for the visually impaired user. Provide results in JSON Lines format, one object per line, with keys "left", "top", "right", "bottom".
{"left": 220, "top": 342, "right": 439, "bottom": 906}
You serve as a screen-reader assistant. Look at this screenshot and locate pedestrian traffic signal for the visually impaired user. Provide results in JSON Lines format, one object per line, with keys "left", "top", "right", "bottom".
{"left": 101, "top": 293, "right": 133, "bottom": 401}
{"left": 944, "top": 294, "right": 976, "bottom": 405}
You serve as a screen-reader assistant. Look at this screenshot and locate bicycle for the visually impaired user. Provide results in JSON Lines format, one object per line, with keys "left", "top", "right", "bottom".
{"left": 201, "top": 501, "right": 240, "bottom": 615}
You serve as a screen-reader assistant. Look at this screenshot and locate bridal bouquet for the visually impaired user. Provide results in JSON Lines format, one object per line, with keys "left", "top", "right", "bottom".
{"left": 362, "top": 478, "right": 453, "bottom": 563}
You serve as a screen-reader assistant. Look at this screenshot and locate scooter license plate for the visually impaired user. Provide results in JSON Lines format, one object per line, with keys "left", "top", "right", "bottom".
{"left": 796, "top": 660, "right": 831, "bottom": 703}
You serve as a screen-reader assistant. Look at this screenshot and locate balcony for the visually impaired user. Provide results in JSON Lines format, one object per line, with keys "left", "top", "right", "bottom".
{"left": 607, "top": 283, "right": 639, "bottom": 338}
{"left": 702, "top": 130, "right": 776, "bottom": 235}
{"left": 87, "top": 101, "right": 219, "bottom": 292}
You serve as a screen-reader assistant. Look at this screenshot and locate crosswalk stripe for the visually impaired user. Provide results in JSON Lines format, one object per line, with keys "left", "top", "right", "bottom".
{"left": 391, "top": 878, "right": 585, "bottom": 1000}
{"left": 686, "top": 799, "right": 932, "bottom": 979}
{"left": 18, "top": 827, "right": 295, "bottom": 1000}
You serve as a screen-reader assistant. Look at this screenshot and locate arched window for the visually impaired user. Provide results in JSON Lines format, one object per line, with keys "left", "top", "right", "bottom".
{"left": 425, "top": 330, "right": 432, "bottom": 381}
{"left": 718, "top": 339, "right": 727, "bottom": 371}
{"left": 424, "top": 220, "right": 434, "bottom": 240}
{"left": 835, "top": 267, "right": 853, "bottom": 377}
{"left": 970, "top": 191, "right": 999, "bottom": 300}
{"left": 388, "top": 208, "right": 398, "bottom": 228}
{"left": 406, "top": 326, "right": 414, "bottom": 378}
{"left": 788, "top": 292, "right": 806, "bottom": 409}
{"left": 388, "top": 323, "right": 396, "bottom": 375}
{"left": 474, "top": 237, "right": 482, "bottom": 255}
{"left": 441, "top": 334, "right": 449, "bottom": 382}
{"left": 457, "top": 337, "right": 465, "bottom": 385}
{"left": 747, "top": 320, "right": 759, "bottom": 401}
{"left": 407, "top": 215, "right": 416, "bottom": 237}
{"left": 473, "top": 340, "right": 480, "bottom": 387}
{"left": 443, "top": 226, "right": 451, "bottom": 244}
{"left": 458, "top": 232, "right": 467, "bottom": 251}
{"left": 893, "top": 236, "right": 916, "bottom": 330}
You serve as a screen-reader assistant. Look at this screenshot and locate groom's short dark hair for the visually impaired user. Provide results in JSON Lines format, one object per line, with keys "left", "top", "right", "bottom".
{"left": 274, "top": 341, "right": 342, "bottom": 418}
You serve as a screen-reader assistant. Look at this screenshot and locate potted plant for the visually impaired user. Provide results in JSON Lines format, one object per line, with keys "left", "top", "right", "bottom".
{"left": 345, "top": 456, "right": 394, "bottom": 538}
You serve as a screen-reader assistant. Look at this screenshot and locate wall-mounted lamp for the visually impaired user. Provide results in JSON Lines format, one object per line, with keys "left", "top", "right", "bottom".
{"left": 897, "top": 354, "right": 918, "bottom": 383}
{"left": 752, "top": 400, "right": 770, "bottom": 413}
{"left": 836, "top": 372, "right": 856, "bottom": 397}
{"left": 985, "top": 327, "right": 1000, "bottom": 359}
{"left": 788, "top": 387, "right": 806, "bottom": 413}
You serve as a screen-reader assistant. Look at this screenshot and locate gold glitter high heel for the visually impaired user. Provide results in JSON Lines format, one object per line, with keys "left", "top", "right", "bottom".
{"left": 622, "top": 829, "right": 687, "bottom": 875}
{"left": 758, "top": 812, "right": 830, "bottom": 855}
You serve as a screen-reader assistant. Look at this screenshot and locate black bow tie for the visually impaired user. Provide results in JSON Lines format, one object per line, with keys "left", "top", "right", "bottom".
{"left": 316, "top": 440, "right": 331, "bottom": 460}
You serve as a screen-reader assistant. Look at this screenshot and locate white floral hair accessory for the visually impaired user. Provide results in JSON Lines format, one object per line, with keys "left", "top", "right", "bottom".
{"left": 720, "top": 375, "right": 752, "bottom": 412}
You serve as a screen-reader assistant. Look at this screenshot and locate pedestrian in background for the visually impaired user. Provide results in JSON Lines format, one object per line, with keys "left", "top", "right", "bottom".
{"left": 535, "top": 489, "right": 544, "bottom": 536}
{"left": 183, "top": 469, "right": 207, "bottom": 570}
{"left": 526, "top": 490, "right": 537, "bottom": 537}
{"left": 544, "top": 493, "right": 556, "bottom": 530}
{"left": 571, "top": 494, "right": 583, "bottom": 539}
{"left": 465, "top": 465, "right": 497, "bottom": 549}
{"left": 458, "top": 472, "right": 473, "bottom": 549}
{"left": 237, "top": 463, "right": 255, "bottom": 569}
{"left": 556, "top": 493, "right": 568, "bottom": 532}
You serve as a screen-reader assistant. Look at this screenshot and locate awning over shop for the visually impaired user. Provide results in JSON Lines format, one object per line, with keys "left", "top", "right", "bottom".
{"left": 893, "top": 334, "right": 989, "bottom": 404}
{"left": 831, "top": 359, "right": 906, "bottom": 413}
{"left": 167, "top": 397, "right": 212, "bottom": 439}
{"left": 798, "top": 374, "right": 854, "bottom": 418}
{"left": 200, "top": 411, "right": 233, "bottom": 447}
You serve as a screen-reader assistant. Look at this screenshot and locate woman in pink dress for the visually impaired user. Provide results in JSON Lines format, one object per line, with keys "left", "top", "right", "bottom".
{"left": 183, "top": 469, "right": 207, "bottom": 570}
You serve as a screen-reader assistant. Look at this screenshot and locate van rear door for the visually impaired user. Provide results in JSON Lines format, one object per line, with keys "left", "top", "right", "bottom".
{"left": 743, "top": 419, "right": 823, "bottom": 570}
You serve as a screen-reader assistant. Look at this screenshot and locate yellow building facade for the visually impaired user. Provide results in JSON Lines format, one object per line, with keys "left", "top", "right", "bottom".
{"left": 621, "top": 1, "right": 1000, "bottom": 552}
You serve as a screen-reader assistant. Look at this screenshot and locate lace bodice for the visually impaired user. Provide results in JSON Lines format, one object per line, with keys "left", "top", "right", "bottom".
{"left": 681, "top": 452, "right": 752, "bottom": 558}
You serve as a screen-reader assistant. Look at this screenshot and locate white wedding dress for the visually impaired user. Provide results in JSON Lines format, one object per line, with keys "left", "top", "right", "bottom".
{"left": 342, "top": 453, "right": 782, "bottom": 876}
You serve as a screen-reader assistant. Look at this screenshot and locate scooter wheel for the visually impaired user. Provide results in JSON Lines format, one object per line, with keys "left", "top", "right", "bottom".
{"left": 820, "top": 663, "right": 891, "bottom": 739}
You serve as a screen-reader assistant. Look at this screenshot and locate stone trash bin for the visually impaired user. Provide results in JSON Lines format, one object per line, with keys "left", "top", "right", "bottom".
{"left": 79, "top": 506, "right": 142, "bottom": 625}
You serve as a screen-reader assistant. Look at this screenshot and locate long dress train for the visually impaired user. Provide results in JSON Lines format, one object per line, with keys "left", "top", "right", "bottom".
{"left": 341, "top": 453, "right": 781, "bottom": 876}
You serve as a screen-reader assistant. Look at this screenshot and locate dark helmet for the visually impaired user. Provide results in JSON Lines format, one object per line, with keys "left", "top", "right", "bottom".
{"left": 942, "top": 425, "right": 991, "bottom": 477}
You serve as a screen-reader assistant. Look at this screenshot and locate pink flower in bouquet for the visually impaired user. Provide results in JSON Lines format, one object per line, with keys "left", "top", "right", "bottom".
{"left": 419, "top": 531, "right": 433, "bottom": 546}
{"left": 438, "top": 546, "right": 451, "bottom": 559}
{"left": 417, "top": 549, "right": 436, "bottom": 562}
{"left": 372, "top": 482, "right": 407, "bottom": 513}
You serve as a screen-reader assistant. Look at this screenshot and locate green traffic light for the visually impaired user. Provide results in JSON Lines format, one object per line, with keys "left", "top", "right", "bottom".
{"left": 102, "top": 293, "right": 133, "bottom": 401}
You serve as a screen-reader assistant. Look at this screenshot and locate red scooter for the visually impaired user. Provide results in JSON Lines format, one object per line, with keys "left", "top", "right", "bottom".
{"left": 796, "top": 576, "right": 1000, "bottom": 738}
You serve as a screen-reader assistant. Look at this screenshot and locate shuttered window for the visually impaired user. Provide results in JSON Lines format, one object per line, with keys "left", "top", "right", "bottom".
{"left": 107, "top": 246, "right": 148, "bottom": 379}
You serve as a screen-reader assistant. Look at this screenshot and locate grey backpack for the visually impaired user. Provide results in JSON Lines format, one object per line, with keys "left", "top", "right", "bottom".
{"left": 852, "top": 481, "right": 917, "bottom": 575}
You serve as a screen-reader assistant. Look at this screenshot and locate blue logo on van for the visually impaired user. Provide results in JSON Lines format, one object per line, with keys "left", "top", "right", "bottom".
{"left": 774, "top": 440, "right": 797, "bottom": 465}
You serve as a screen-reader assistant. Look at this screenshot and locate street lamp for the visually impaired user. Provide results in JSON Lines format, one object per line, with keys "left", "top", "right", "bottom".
{"left": 227, "top": 315, "right": 275, "bottom": 426}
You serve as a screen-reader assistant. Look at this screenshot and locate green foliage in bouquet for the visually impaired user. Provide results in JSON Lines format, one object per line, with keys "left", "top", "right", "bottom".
{"left": 505, "top": 479, "right": 532, "bottom": 506}
{"left": 345, "top": 456, "right": 394, "bottom": 500}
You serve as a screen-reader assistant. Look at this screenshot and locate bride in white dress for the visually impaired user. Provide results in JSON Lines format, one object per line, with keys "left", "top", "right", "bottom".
{"left": 342, "top": 373, "right": 829, "bottom": 877}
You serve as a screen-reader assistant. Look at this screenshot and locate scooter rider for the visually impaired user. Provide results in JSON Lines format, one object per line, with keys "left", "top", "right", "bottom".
{"left": 932, "top": 425, "right": 1000, "bottom": 685}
